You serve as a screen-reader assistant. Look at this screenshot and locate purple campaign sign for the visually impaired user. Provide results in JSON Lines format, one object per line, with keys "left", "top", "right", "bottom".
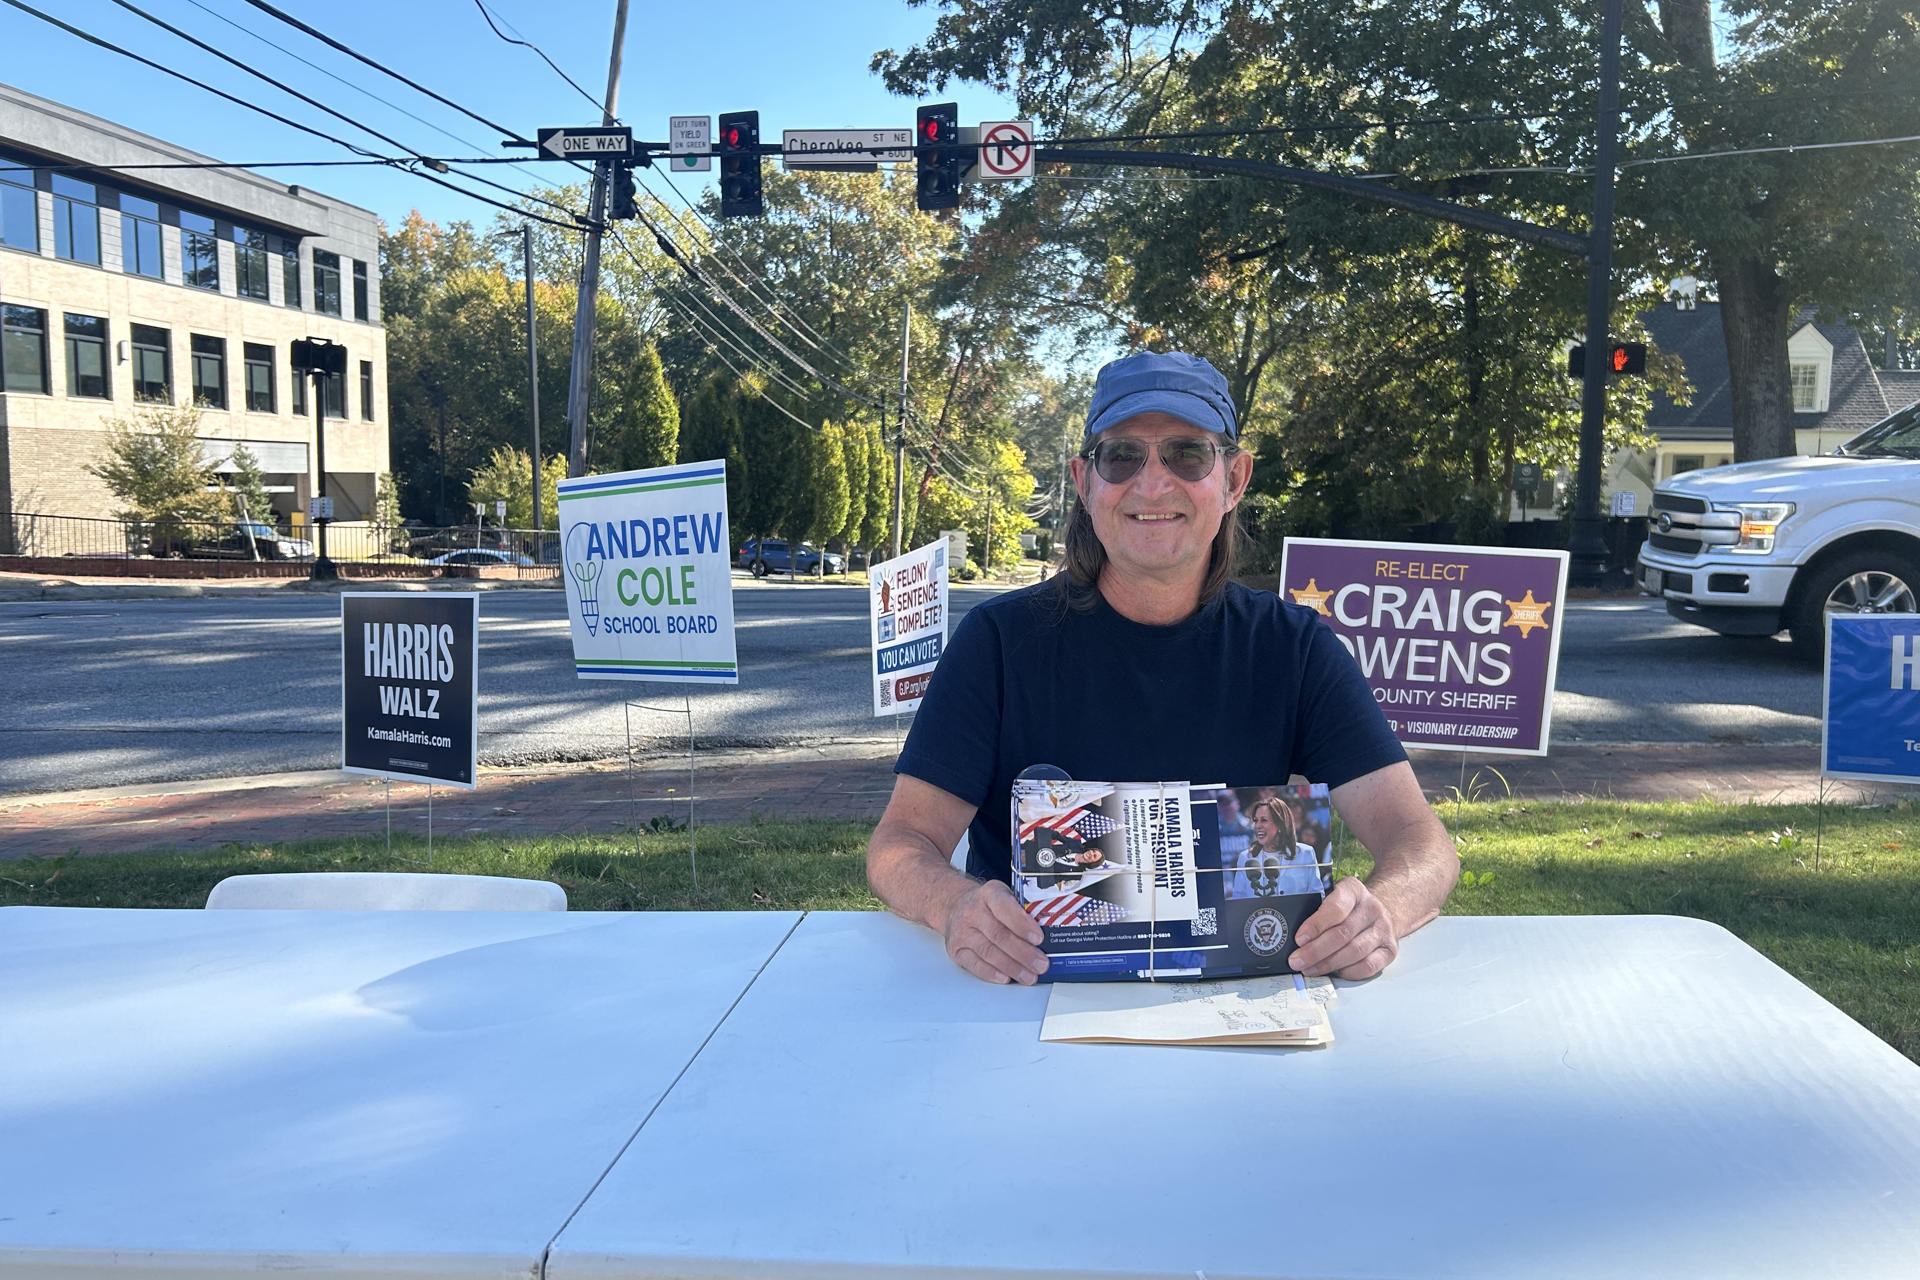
{"left": 1279, "top": 538, "right": 1571, "bottom": 756}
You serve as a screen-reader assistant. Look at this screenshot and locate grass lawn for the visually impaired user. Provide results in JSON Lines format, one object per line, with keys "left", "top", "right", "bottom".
{"left": 3, "top": 799, "right": 1915, "bottom": 1061}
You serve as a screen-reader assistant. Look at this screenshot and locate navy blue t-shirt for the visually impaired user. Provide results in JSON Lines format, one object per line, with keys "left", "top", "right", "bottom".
{"left": 896, "top": 579, "right": 1408, "bottom": 882}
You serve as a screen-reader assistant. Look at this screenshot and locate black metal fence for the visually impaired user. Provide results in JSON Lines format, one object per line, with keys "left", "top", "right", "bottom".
{"left": 0, "top": 512, "right": 558, "bottom": 576}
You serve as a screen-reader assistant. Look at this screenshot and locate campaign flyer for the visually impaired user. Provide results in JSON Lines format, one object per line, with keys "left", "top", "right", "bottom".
{"left": 1010, "top": 778, "right": 1333, "bottom": 981}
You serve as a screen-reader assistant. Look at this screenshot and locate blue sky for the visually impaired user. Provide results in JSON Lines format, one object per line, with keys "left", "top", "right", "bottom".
{"left": 2, "top": 0, "right": 1018, "bottom": 233}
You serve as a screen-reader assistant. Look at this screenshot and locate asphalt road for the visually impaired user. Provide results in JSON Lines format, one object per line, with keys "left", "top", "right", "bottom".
{"left": 0, "top": 583, "right": 1819, "bottom": 796}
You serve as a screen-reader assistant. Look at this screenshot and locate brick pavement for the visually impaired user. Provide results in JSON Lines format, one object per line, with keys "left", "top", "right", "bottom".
{"left": 0, "top": 739, "right": 1901, "bottom": 860}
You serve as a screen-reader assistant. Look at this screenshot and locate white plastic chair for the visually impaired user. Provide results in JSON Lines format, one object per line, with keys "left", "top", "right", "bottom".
{"left": 205, "top": 872, "right": 567, "bottom": 912}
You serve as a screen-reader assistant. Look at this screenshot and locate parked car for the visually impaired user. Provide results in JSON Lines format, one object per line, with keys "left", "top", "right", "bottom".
{"left": 424, "top": 548, "right": 537, "bottom": 567}
{"left": 735, "top": 538, "right": 846, "bottom": 576}
{"left": 182, "top": 521, "right": 314, "bottom": 561}
{"left": 1636, "top": 400, "right": 1920, "bottom": 662}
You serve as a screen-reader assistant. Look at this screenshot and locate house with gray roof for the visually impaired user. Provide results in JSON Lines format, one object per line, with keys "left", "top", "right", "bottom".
{"left": 1603, "top": 298, "right": 1909, "bottom": 510}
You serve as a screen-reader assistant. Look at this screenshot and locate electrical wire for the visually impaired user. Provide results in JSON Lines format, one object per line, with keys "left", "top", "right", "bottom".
{"left": 3, "top": 0, "right": 586, "bottom": 229}
{"left": 469, "top": 0, "right": 605, "bottom": 118}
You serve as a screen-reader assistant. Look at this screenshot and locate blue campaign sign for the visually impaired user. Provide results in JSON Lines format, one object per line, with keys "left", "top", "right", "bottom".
{"left": 1822, "top": 614, "right": 1920, "bottom": 785}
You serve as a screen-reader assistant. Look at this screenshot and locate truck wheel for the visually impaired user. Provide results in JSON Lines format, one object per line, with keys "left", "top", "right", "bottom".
{"left": 1787, "top": 550, "right": 1920, "bottom": 664}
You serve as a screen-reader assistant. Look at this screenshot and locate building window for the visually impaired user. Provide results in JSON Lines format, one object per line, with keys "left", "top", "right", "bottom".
{"left": 190, "top": 334, "right": 227, "bottom": 409}
{"left": 180, "top": 211, "right": 219, "bottom": 291}
{"left": 244, "top": 342, "right": 275, "bottom": 413}
{"left": 131, "top": 323, "right": 171, "bottom": 402}
{"left": 275, "top": 235, "right": 301, "bottom": 308}
{"left": 0, "top": 165, "right": 36, "bottom": 252}
{"left": 323, "top": 368, "right": 345, "bottom": 419}
{"left": 2, "top": 304, "right": 49, "bottom": 394}
{"left": 234, "top": 227, "right": 271, "bottom": 300}
{"left": 353, "top": 260, "right": 369, "bottom": 321}
{"left": 313, "top": 249, "right": 342, "bottom": 316}
{"left": 52, "top": 175, "right": 100, "bottom": 266}
{"left": 64, "top": 313, "right": 110, "bottom": 399}
{"left": 360, "top": 359, "right": 374, "bottom": 420}
{"left": 1669, "top": 454, "right": 1705, "bottom": 477}
{"left": 121, "top": 193, "right": 163, "bottom": 278}
{"left": 1791, "top": 362, "right": 1821, "bottom": 412}
{"left": 292, "top": 366, "right": 307, "bottom": 416}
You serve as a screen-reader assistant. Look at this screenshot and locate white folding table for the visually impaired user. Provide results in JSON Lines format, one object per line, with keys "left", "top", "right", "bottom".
{"left": 548, "top": 912, "right": 1920, "bottom": 1280}
{"left": 0, "top": 906, "right": 800, "bottom": 1279}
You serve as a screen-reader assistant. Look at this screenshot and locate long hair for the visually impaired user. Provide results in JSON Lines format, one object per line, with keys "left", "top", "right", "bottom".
{"left": 1249, "top": 797, "right": 1297, "bottom": 853}
{"left": 1058, "top": 446, "right": 1244, "bottom": 611}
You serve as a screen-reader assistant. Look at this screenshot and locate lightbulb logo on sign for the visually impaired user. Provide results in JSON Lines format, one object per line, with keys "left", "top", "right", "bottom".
{"left": 557, "top": 461, "right": 738, "bottom": 684}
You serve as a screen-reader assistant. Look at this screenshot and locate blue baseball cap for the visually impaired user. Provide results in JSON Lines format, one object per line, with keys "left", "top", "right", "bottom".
{"left": 1084, "top": 351, "right": 1237, "bottom": 441}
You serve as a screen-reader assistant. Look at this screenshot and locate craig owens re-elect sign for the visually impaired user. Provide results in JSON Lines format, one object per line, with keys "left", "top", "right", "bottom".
{"left": 1822, "top": 613, "right": 1920, "bottom": 786}
{"left": 557, "top": 460, "right": 738, "bottom": 683}
{"left": 1279, "top": 538, "right": 1570, "bottom": 756}
{"left": 341, "top": 592, "right": 479, "bottom": 788}
{"left": 869, "top": 539, "right": 949, "bottom": 715}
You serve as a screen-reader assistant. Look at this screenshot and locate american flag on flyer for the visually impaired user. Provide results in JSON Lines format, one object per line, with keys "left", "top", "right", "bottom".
{"left": 1019, "top": 807, "right": 1120, "bottom": 843}
{"left": 1024, "top": 893, "right": 1129, "bottom": 927}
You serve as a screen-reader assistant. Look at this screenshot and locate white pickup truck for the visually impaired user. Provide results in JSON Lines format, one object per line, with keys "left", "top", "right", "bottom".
{"left": 1635, "top": 401, "right": 1920, "bottom": 661}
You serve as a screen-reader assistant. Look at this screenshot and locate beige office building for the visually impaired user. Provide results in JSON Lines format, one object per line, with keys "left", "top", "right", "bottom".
{"left": 0, "top": 83, "right": 387, "bottom": 533}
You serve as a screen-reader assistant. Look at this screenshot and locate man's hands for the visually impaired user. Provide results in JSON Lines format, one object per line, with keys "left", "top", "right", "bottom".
{"left": 942, "top": 880, "right": 1049, "bottom": 985}
{"left": 1289, "top": 876, "right": 1398, "bottom": 980}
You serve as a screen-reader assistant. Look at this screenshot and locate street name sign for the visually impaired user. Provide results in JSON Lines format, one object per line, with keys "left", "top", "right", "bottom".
{"left": 341, "top": 592, "right": 480, "bottom": 789}
{"left": 669, "top": 115, "right": 711, "bottom": 172}
{"left": 976, "top": 120, "right": 1036, "bottom": 179}
{"left": 537, "top": 126, "right": 633, "bottom": 160}
{"left": 783, "top": 129, "right": 913, "bottom": 172}
{"left": 1822, "top": 613, "right": 1920, "bottom": 786}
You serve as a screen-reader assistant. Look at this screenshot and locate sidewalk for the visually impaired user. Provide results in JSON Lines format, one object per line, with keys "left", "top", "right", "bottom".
{"left": 0, "top": 739, "right": 1898, "bottom": 860}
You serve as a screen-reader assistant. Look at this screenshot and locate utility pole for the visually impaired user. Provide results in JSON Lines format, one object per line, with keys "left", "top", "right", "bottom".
{"left": 1568, "top": 0, "right": 1623, "bottom": 588}
{"left": 523, "top": 225, "right": 543, "bottom": 552}
{"left": 891, "top": 300, "right": 910, "bottom": 561}
{"left": 563, "top": 0, "right": 630, "bottom": 479}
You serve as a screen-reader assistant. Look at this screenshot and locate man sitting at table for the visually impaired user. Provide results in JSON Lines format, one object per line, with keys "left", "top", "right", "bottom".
{"left": 865, "top": 351, "right": 1459, "bottom": 986}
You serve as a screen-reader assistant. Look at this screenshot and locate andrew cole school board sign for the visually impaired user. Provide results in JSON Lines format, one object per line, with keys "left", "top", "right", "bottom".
{"left": 1279, "top": 538, "right": 1570, "bottom": 755}
{"left": 342, "top": 593, "right": 479, "bottom": 788}
{"left": 1822, "top": 613, "right": 1920, "bottom": 786}
{"left": 557, "top": 460, "right": 738, "bottom": 684}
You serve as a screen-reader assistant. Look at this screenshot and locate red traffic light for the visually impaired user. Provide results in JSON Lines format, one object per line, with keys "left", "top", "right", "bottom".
{"left": 922, "top": 118, "right": 942, "bottom": 141}
{"left": 722, "top": 125, "right": 741, "bottom": 148}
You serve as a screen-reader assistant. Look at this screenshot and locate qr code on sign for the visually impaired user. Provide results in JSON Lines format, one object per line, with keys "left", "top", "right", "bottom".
{"left": 878, "top": 679, "right": 893, "bottom": 708}
{"left": 1194, "top": 907, "right": 1218, "bottom": 937}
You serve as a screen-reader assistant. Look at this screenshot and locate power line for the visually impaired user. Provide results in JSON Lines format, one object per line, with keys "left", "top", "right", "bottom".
{"left": 180, "top": 0, "right": 562, "bottom": 195}
{"left": 469, "top": 0, "right": 604, "bottom": 117}
{"left": 4, "top": 0, "right": 585, "bottom": 229}
{"left": 236, "top": 0, "right": 531, "bottom": 144}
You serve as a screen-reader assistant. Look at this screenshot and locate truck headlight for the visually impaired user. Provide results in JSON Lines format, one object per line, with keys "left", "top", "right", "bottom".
{"left": 1725, "top": 502, "right": 1795, "bottom": 553}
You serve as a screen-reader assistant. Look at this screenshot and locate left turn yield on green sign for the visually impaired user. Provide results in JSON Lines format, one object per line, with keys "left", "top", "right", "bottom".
{"left": 341, "top": 593, "right": 480, "bottom": 788}
{"left": 558, "top": 460, "right": 738, "bottom": 684}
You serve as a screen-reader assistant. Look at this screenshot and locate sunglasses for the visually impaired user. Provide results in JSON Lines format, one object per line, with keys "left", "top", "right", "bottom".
{"left": 1083, "top": 436, "right": 1236, "bottom": 484}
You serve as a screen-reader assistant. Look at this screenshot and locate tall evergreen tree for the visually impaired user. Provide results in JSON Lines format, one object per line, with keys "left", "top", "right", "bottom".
{"left": 808, "top": 422, "right": 852, "bottom": 555}
{"left": 613, "top": 344, "right": 680, "bottom": 473}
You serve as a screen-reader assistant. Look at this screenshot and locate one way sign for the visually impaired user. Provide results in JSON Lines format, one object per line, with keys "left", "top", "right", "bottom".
{"left": 537, "top": 126, "right": 633, "bottom": 160}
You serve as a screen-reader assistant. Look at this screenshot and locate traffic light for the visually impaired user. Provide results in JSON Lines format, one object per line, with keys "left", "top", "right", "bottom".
{"left": 609, "top": 160, "right": 636, "bottom": 220}
{"left": 717, "top": 111, "right": 763, "bottom": 218}
{"left": 1567, "top": 342, "right": 1647, "bottom": 378}
{"left": 915, "top": 102, "right": 961, "bottom": 211}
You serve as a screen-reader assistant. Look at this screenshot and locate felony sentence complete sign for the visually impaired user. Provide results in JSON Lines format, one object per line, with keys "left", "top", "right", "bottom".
{"left": 1279, "top": 538, "right": 1570, "bottom": 756}
{"left": 341, "top": 592, "right": 479, "bottom": 788}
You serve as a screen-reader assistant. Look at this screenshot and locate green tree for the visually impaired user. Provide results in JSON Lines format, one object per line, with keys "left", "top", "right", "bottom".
{"left": 807, "top": 422, "right": 852, "bottom": 564}
{"left": 839, "top": 415, "right": 870, "bottom": 548}
{"left": 679, "top": 374, "right": 753, "bottom": 535}
{"left": 611, "top": 344, "right": 680, "bottom": 473}
{"left": 86, "top": 406, "right": 225, "bottom": 553}
{"left": 222, "top": 443, "right": 274, "bottom": 526}
{"left": 862, "top": 417, "right": 895, "bottom": 551}
{"left": 465, "top": 446, "right": 566, "bottom": 529}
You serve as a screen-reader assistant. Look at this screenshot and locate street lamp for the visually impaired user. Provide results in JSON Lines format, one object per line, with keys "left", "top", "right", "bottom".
{"left": 291, "top": 337, "right": 348, "bottom": 581}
